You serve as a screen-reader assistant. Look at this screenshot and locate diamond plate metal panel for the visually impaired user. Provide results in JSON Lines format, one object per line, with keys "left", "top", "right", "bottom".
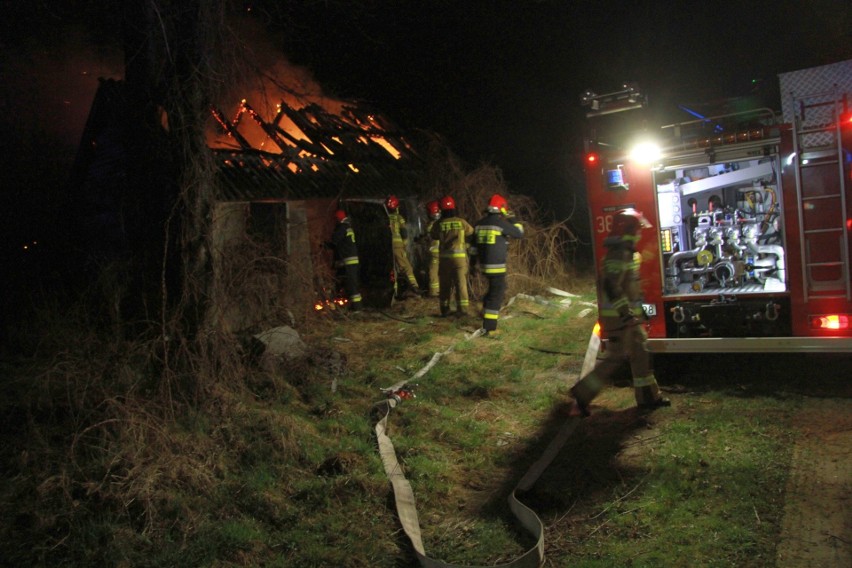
{"left": 779, "top": 59, "right": 852, "bottom": 148}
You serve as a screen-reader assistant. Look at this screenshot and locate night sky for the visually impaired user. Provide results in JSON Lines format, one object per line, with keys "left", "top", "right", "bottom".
{"left": 269, "top": 2, "right": 850, "bottom": 215}
{"left": 1, "top": 1, "right": 850, "bottom": 260}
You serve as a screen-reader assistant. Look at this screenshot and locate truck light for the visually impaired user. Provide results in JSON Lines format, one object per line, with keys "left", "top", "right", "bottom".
{"left": 810, "top": 314, "right": 850, "bottom": 330}
{"left": 586, "top": 152, "right": 599, "bottom": 165}
{"left": 628, "top": 141, "right": 661, "bottom": 164}
{"left": 840, "top": 111, "right": 852, "bottom": 128}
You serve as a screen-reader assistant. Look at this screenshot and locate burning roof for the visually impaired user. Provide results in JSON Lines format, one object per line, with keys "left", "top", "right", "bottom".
{"left": 209, "top": 97, "right": 428, "bottom": 202}
{"left": 72, "top": 67, "right": 432, "bottom": 207}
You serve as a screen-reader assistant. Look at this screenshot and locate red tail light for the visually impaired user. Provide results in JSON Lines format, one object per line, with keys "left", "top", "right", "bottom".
{"left": 810, "top": 314, "right": 850, "bottom": 330}
{"left": 840, "top": 112, "right": 852, "bottom": 128}
{"left": 586, "top": 153, "right": 599, "bottom": 165}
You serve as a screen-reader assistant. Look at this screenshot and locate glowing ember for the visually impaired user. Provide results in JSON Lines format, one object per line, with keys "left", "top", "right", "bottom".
{"left": 313, "top": 295, "right": 350, "bottom": 312}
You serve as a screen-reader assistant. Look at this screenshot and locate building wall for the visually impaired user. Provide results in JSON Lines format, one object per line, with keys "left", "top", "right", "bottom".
{"left": 208, "top": 199, "right": 321, "bottom": 333}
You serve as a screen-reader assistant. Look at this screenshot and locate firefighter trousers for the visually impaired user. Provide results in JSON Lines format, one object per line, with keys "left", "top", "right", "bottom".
{"left": 481, "top": 273, "right": 507, "bottom": 332}
{"left": 571, "top": 323, "right": 661, "bottom": 407}
{"left": 338, "top": 264, "right": 362, "bottom": 310}
{"left": 393, "top": 244, "right": 419, "bottom": 290}
{"left": 428, "top": 251, "right": 440, "bottom": 297}
{"left": 439, "top": 256, "right": 470, "bottom": 315}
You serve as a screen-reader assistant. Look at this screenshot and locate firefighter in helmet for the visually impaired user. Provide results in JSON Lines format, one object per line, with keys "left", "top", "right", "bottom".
{"left": 328, "top": 209, "right": 362, "bottom": 311}
{"left": 385, "top": 195, "right": 421, "bottom": 297}
{"left": 424, "top": 200, "right": 442, "bottom": 297}
{"left": 570, "top": 208, "right": 670, "bottom": 415}
{"left": 473, "top": 194, "right": 524, "bottom": 336}
{"left": 430, "top": 195, "right": 474, "bottom": 316}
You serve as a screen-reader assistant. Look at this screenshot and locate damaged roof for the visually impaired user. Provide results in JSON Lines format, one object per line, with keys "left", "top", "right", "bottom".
{"left": 209, "top": 99, "right": 430, "bottom": 202}
{"left": 71, "top": 79, "right": 431, "bottom": 203}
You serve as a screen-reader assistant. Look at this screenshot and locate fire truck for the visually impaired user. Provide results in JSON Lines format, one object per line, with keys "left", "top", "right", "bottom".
{"left": 581, "top": 59, "right": 852, "bottom": 354}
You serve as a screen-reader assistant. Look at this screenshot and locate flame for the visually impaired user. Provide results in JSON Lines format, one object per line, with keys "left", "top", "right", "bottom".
{"left": 313, "top": 292, "right": 349, "bottom": 312}
{"left": 371, "top": 136, "right": 402, "bottom": 159}
{"left": 207, "top": 56, "right": 405, "bottom": 163}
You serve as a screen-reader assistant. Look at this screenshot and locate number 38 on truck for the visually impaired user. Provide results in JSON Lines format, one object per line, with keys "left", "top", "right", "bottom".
{"left": 581, "top": 59, "right": 852, "bottom": 354}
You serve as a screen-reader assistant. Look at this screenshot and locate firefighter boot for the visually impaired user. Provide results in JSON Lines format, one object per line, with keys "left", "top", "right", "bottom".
{"left": 569, "top": 374, "right": 602, "bottom": 418}
{"left": 635, "top": 385, "right": 671, "bottom": 412}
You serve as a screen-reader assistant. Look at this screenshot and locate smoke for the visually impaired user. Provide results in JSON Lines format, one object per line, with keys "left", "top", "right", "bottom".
{"left": 0, "top": 25, "right": 123, "bottom": 150}
{"left": 206, "top": 16, "right": 367, "bottom": 152}
{"left": 0, "top": 23, "right": 123, "bottom": 252}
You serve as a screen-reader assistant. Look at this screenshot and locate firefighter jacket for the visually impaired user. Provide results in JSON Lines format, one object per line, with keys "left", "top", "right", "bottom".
{"left": 387, "top": 211, "right": 408, "bottom": 246}
{"left": 473, "top": 213, "right": 524, "bottom": 274}
{"left": 598, "top": 235, "right": 643, "bottom": 329}
{"left": 430, "top": 214, "right": 474, "bottom": 258}
{"left": 425, "top": 219, "right": 440, "bottom": 257}
{"left": 329, "top": 220, "right": 359, "bottom": 268}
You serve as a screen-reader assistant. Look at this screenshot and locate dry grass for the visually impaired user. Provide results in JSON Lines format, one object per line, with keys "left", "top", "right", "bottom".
{"left": 0, "top": 131, "right": 587, "bottom": 563}
{"left": 419, "top": 147, "right": 583, "bottom": 299}
{"left": 0, "top": 5, "right": 585, "bottom": 556}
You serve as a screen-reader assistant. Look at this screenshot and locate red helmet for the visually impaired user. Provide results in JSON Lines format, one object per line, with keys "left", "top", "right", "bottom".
{"left": 612, "top": 208, "right": 652, "bottom": 237}
{"left": 385, "top": 195, "right": 399, "bottom": 210}
{"left": 487, "top": 193, "right": 508, "bottom": 214}
{"left": 426, "top": 200, "right": 440, "bottom": 218}
{"left": 439, "top": 195, "right": 456, "bottom": 211}
{"left": 333, "top": 209, "right": 348, "bottom": 223}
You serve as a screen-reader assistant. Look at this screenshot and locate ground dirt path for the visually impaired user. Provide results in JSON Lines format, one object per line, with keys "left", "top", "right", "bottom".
{"left": 776, "top": 397, "right": 852, "bottom": 567}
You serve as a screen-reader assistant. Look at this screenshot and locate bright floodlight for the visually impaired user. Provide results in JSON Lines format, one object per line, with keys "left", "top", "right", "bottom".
{"left": 629, "top": 141, "right": 661, "bottom": 164}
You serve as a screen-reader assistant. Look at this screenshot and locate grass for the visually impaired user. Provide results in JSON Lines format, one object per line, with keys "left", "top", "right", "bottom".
{"left": 2, "top": 274, "right": 842, "bottom": 567}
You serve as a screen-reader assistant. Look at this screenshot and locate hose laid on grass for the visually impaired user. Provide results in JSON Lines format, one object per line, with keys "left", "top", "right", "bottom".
{"left": 374, "top": 396, "right": 578, "bottom": 567}
{"left": 372, "top": 328, "right": 599, "bottom": 567}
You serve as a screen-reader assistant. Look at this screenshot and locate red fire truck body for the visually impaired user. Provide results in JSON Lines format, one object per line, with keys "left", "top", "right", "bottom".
{"left": 582, "top": 60, "right": 852, "bottom": 353}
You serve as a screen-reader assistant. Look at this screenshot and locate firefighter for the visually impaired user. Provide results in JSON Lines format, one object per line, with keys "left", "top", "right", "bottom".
{"left": 430, "top": 195, "right": 474, "bottom": 316}
{"left": 424, "top": 200, "right": 441, "bottom": 297}
{"left": 473, "top": 193, "right": 524, "bottom": 337}
{"left": 328, "top": 209, "right": 362, "bottom": 311}
{"left": 570, "top": 208, "right": 670, "bottom": 415}
{"left": 386, "top": 194, "right": 421, "bottom": 297}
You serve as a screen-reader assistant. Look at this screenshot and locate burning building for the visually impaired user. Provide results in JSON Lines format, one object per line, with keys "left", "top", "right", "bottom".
{"left": 70, "top": 75, "right": 436, "bottom": 332}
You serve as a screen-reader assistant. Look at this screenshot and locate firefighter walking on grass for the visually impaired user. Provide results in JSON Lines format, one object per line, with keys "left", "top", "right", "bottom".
{"left": 473, "top": 194, "right": 524, "bottom": 337}
{"left": 386, "top": 195, "right": 421, "bottom": 297}
{"left": 570, "top": 208, "right": 670, "bottom": 416}
{"left": 328, "top": 209, "right": 362, "bottom": 311}
{"left": 430, "top": 195, "right": 474, "bottom": 316}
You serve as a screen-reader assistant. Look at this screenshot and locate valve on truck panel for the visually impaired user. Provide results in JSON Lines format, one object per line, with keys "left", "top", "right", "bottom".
{"left": 765, "top": 302, "right": 780, "bottom": 321}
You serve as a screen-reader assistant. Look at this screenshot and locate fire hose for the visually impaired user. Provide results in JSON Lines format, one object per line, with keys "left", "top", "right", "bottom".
{"left": 372, "top": 328, "right": 600, "bottom": 567}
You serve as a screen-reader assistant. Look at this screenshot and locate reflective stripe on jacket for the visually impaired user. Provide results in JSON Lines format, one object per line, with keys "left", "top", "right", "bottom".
{"left": 598, "top": 240, "right": 643, "bottom": 324}
{"left": 388, "top": 212, "right": 406, "bottom": 245}
{"left": 430, "top": 216, "right": 474, "bottom": 258}
{"left": 426, "top": 220, "right": 440, "bottom": 256}
{"left": 331, "top": 221, "right": 359, "bottom": 267}
{"left": 473, "top": 213, "right": 524, "bottom": 274}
